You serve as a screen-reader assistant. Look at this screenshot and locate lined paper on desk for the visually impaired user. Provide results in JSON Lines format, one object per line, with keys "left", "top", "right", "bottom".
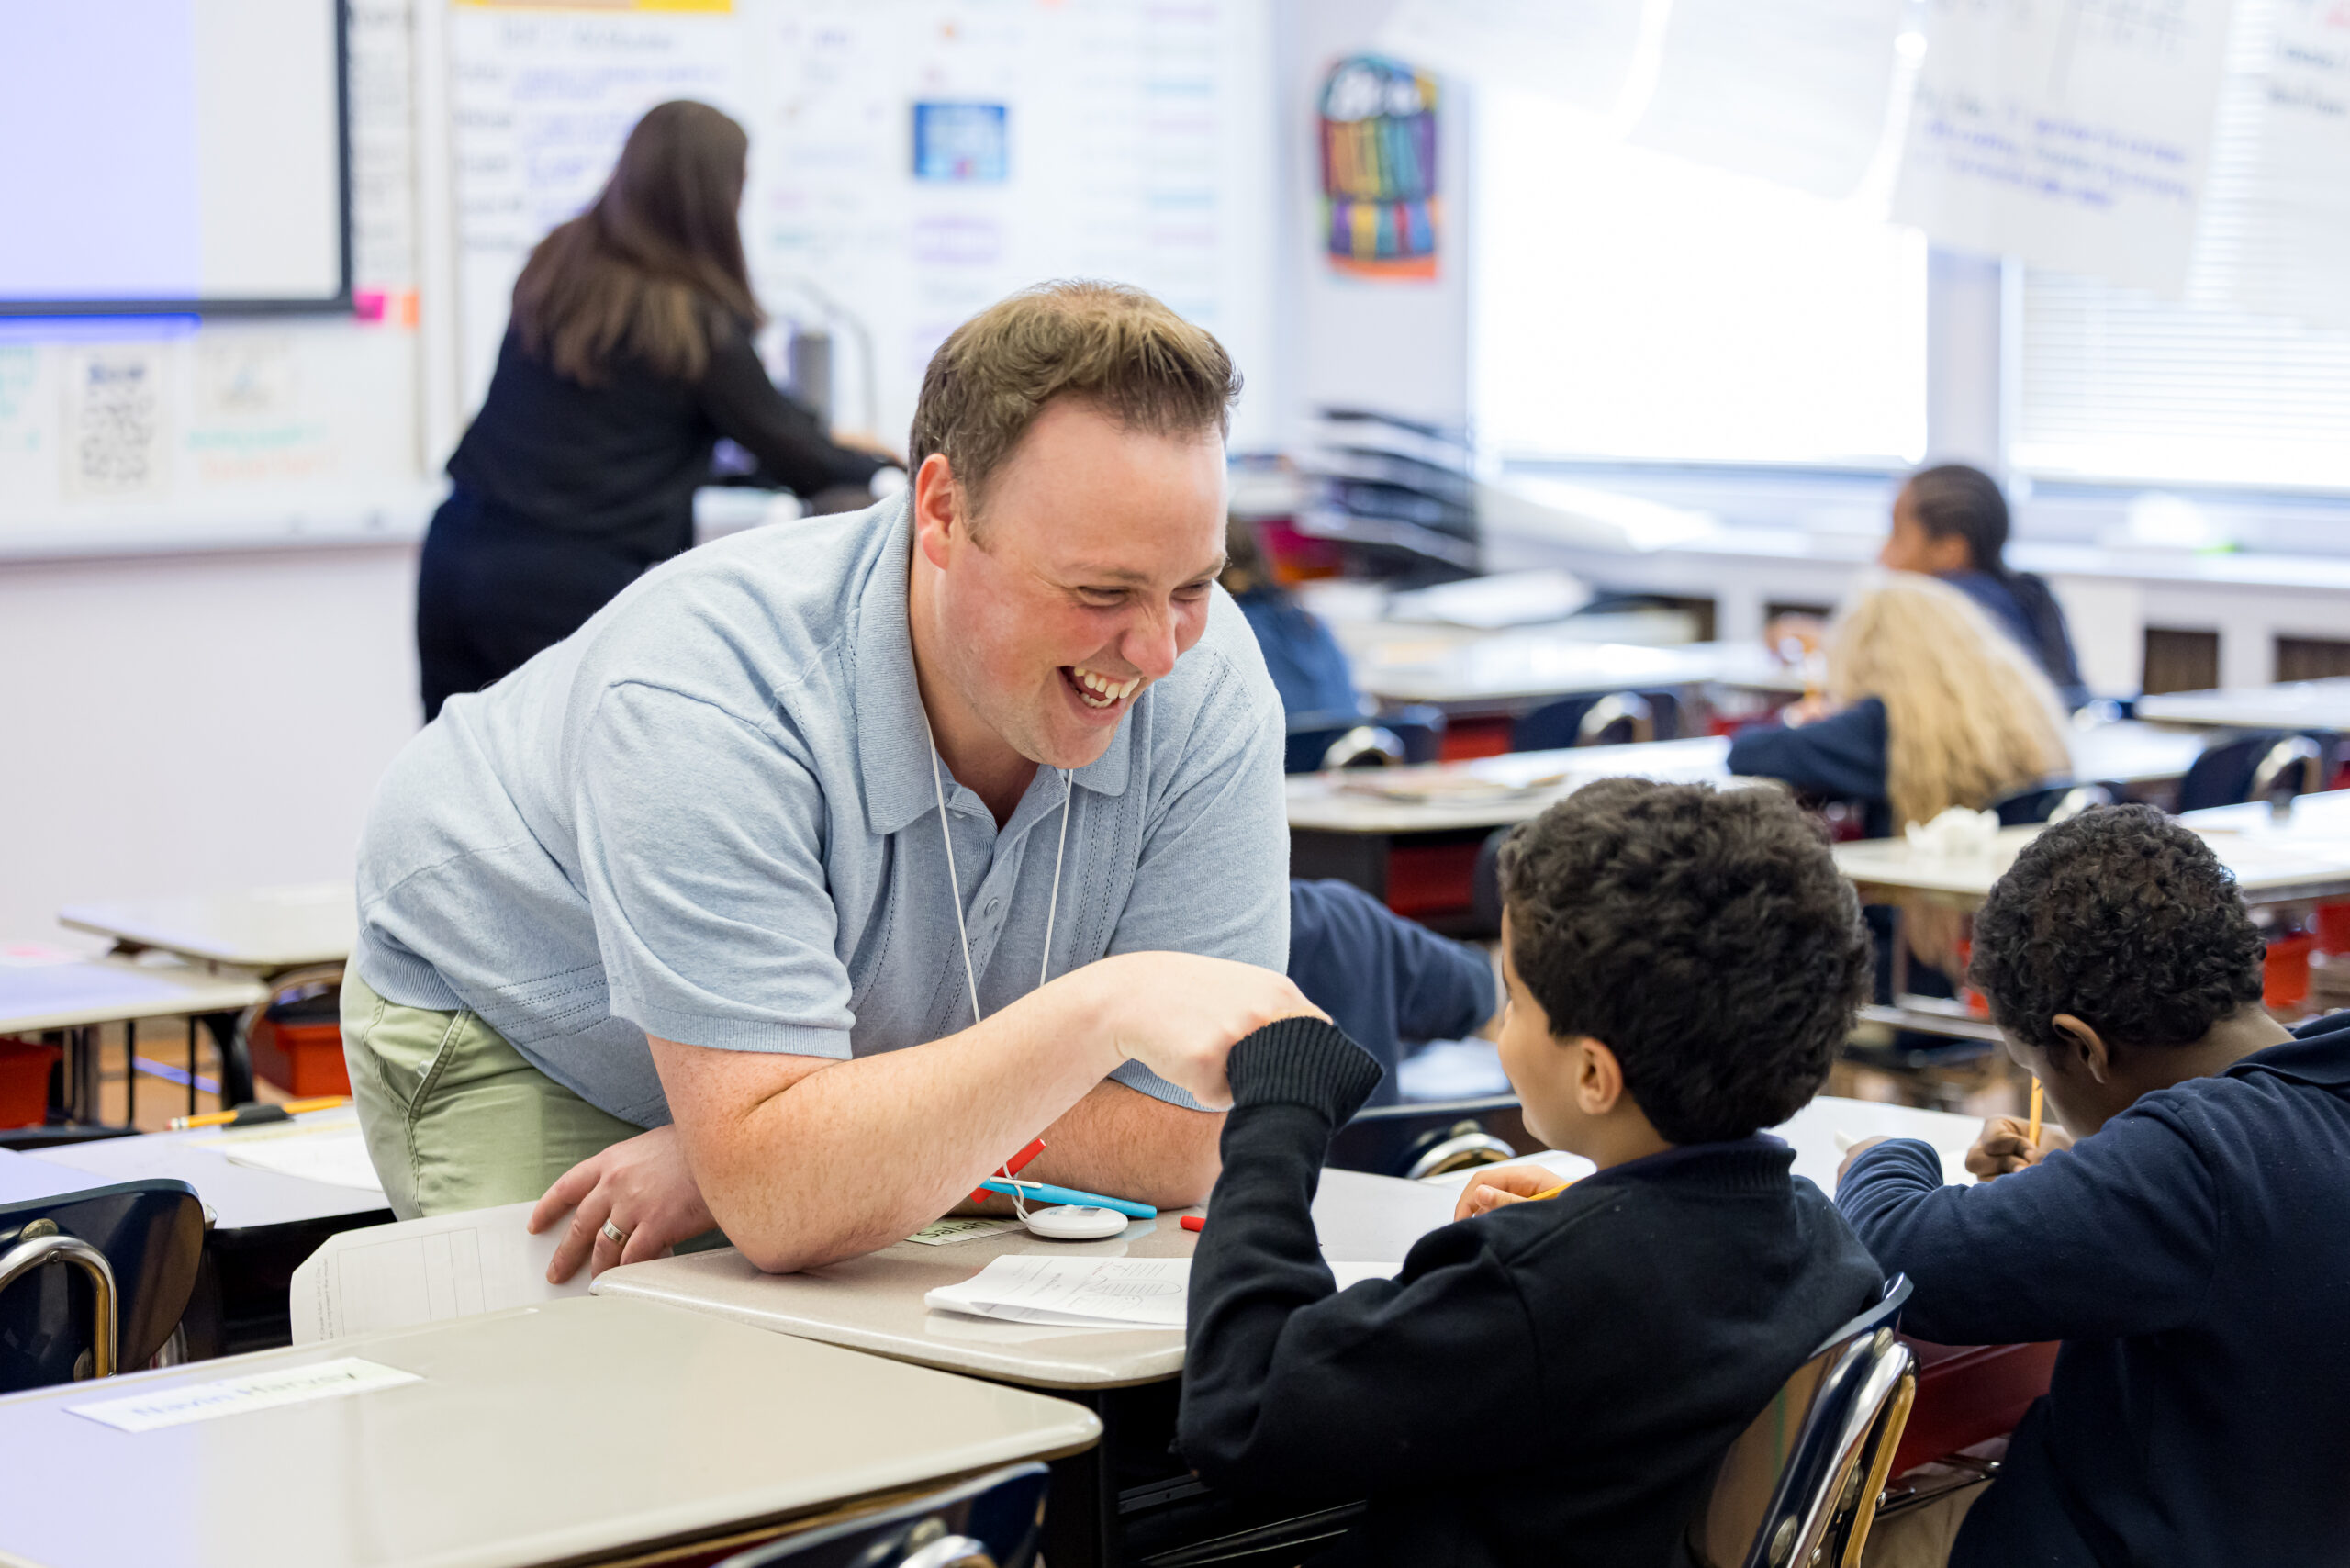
{"left": 926, "top": 1256, "right": 1399, "bottom": 1330}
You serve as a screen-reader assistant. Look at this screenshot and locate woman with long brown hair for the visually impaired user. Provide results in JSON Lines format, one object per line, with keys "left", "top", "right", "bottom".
{"left": 416, "top": 100, "right": 889, "bottom": 721}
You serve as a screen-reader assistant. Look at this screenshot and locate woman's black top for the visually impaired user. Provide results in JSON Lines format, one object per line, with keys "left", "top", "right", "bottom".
{"left": 445, "top": 323, "right": 883, "bottom": 564}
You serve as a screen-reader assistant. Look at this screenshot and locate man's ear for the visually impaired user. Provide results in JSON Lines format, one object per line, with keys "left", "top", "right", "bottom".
{"left": 912, "top": 453, "right": 962, "bottom": 569}
{"left": 2050, "top": 1013, "right": 2113, "bottom": 1084}
{"left": 1573, "top": 1037, "right": 1628, "bottom": 1116}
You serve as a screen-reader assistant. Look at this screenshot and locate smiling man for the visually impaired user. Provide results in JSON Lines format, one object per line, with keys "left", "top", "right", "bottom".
{"left": 342, "top": 282, "right": 1311, "bottom": 1275}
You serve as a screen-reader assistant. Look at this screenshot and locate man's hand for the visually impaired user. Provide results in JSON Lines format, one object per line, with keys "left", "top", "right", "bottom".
{"left": 530, "top": 1125, "right": 717, "bottom": 1283}
{"left": 1965, "top": 1114, "right": 2075, "bottom": 1180}
{"left": 1080, "top": 952, "right": 1326, "bottom": 1109}
{"left": 1453, "top": 1164, "right": 1561, "bottom": 1222}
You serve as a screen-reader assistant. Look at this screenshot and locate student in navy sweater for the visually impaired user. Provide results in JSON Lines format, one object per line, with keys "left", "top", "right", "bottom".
{"left": 1287, "top": 878, "right": 1495, "bottom": 1107}
{"left": 1838, "top": 804, "right": 2350, "bottom": 1567}
{"left": 1180, "top": 780, "right": 1884, "bottom": 1567}
{"left": 1729, "top": 572, "right": 2068, "bottom": 839}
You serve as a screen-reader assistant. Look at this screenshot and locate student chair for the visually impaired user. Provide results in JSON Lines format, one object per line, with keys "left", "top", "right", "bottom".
{"left": 0, "top": 1178, "right": 205, "bottom": 1393}
{"left": 1284, "top": 706, "right": 1445, "bottom": 773}
{"left": 719, "top": 1462, "right": 1050, "bottom": 1568}
{"left": 1989, "top": 779, "right": 2118, "bottom": 828}
{"left": 2176, "top": 730, "right": 2338, "bottom": 813}
{"left": 1511, "top": 689, "right": 1682, "bottom": 753}
{"left": 1685, "top": 1276, "right": 1919, "bottom": 1568}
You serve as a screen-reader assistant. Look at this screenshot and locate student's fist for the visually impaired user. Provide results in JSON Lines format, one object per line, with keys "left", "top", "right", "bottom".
{"left": 1966, "top": 1114, "right": 2074, "bottom": 1180}
{"left": 1454, "top": 1163, "right": 1559, "bottom": 1222}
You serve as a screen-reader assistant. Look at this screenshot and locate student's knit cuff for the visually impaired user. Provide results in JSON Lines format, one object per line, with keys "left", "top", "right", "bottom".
{"left": 1226, "top": 1018, "right": 1386, "bottom": 1125}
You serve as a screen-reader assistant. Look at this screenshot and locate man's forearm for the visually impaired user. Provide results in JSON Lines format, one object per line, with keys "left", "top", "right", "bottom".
{"left": 657, "top": 977, "right": 1125, "bottom": 1273}
{"left": 1016, "top": 1080, "right": 1224, "bottom": 1209}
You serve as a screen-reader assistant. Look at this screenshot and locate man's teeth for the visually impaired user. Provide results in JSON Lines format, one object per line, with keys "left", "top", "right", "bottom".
{"left": 1071, "top": 667, "right": 1141, "bottom": 708}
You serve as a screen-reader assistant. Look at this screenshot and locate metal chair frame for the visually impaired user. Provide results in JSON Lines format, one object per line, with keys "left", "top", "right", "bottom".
{"left": 0, "top": 1230, "right": 118, "bottom": 1379}
{"left": 719, "top": 1462, "right": 1049, "bottom": 1568}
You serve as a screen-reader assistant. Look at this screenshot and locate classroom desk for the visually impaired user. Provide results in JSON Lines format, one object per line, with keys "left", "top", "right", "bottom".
{"left": 0, "top": 1294, "right": 1100, "bottom": 1568}
{"left": 594, "top": 1169, "right": 1453, "bottom": 1567}
{"left": 0, "top": 957, "right": 267, "bottom": 1126}
{"left": 56, "top": 883, "right": 356, "bottom": 1106}
{"left": 27, "top": 1108, "right": 392, "bottom": 1355}
{"left": 0, "top": 1147, "right": 108, "bottom": 1205}
{"left": 1290, "top": 723, "right": 2210, "bottom": 915}
{"left": 1836, "top": 790, "right": 2350, "bottom": 1038}
{"left": 2134, "top": 676, "right": 2350, "bottom": 733}
{"left": 1346, "top": 633, "right": 1803, "bottom": 718}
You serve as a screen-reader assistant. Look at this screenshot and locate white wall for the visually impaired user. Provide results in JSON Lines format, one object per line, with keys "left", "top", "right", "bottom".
{"left": 1272, "top": 0, "right": 1472, "bottom": 444}
{"left": 0, "top": 543, "right": 420, "bottom": 945}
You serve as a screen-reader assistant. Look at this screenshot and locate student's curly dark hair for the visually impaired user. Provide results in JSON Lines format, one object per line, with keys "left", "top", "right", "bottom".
{"left": 1969, "top": 803, "right": 2266, "bottom": 1054}
{"left": 1497, "top": 779, "right": 1870, "bottom": 1144}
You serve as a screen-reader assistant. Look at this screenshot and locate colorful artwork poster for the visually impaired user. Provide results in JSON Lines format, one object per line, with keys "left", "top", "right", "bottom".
{"left": 1321, "top": 55, "right": 1439, "bottom": 280}
{"left": 913, "top": 101, "right": 1010, "bottom": 183}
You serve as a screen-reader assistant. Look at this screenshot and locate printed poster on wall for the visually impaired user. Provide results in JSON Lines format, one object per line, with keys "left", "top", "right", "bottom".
{"left": 1893, "top": 0, "right": 2240, "bottom": 297}
{"left": 2229, "top": 0, "right": 2350, "bottom": 328}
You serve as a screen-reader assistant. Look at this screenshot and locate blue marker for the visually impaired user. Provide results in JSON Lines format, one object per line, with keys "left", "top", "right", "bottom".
{"left": 978, "top": 1178, "right": 1157, "bottom": 1219}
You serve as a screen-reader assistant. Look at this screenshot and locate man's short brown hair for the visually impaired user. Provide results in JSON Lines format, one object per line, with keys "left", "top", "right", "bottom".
{"left": 909, "top": 280, "right": 1240, "bottom": 522}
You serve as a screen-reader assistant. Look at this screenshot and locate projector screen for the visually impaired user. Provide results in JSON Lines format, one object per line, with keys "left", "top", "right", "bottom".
{"left": 0, "top": 2, "right": 348, "bottom": 314}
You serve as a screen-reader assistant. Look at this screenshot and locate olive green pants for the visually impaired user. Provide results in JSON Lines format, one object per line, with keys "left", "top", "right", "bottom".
{"left": 341, "top": 969, "right": 640, "bottom": 1219}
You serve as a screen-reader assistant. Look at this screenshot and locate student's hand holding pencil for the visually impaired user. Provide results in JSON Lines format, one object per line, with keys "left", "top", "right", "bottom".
{"left": 1453, "top": 1164, "right": 1564, "bottom": 1221}
{"left": 1964, "top": 1114, "right": 2075, "bottom": 1179}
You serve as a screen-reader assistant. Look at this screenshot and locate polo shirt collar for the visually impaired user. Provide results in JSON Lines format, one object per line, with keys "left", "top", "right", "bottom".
{"left": 851, "top": 498, "right": 1132, "bottom": 838}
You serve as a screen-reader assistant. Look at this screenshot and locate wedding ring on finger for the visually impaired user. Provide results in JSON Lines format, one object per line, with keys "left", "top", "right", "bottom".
{"left": 599, "top": 1218, "right": 629, "bottom": 1246}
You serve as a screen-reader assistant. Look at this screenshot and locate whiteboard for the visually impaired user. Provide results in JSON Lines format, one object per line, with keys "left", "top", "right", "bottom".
{"left": 0, "top": 0, "right": 433, "bottom": 561}
{"left": 441, "top": 0, "right": 1279, "bottom": 454}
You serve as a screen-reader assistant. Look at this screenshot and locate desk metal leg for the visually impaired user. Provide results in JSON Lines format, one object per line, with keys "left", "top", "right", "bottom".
{"left": 187, "top": 1017, "right": 199, "bottom": 1116}
{"left": 196, "top": 1011, "right": 255, "bottom": 1107}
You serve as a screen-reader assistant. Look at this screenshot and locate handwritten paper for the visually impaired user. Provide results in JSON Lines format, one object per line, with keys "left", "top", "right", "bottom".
{"left": 69, "top": 1358, "right": 420, "bottom": 1434}
{"left": 1630, "top": 0, "right": 1908, "bottom": 199}
{"left": 61, "top": 344, "right": 169, "bottom": 498}
{"left": 1894, "top": 0, "right": 2240, "bottom": 296}
{"left": 2229, "top": 0, "right": 2350, "bottom": 328}
{"left": 290, "top": 1202, "right": 587, "bottom": 1344}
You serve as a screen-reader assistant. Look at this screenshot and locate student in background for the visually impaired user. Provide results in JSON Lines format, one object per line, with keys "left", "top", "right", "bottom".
{"left": 417, "top": 100, "right": 890, "bottom": 722}
{"left": 1287, "top": 879, "right": 1495, "bottom": 1106}
{"left": 1179, "top": 781, "right": 1882, "bottom": 1565}
{"left": 1883, "top": 464, "right": 2085, "bottom": 707}
{"left": 1217, "top": 517, "right": 1359, "bottom": 720}
{"left": 1729, "top": 573, "right": 2070, "bottom": 839}
{"left": 1838, "top": 805, "right": 2350, "bottom": 1567}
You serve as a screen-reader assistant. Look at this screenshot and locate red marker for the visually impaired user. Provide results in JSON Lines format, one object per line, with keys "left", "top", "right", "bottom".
{"left": 1180, "top": 1215, "right": 1205, "bottom": 1233}
{"left": 968, "top": 1137, "right": 1048, "bottom": 1206}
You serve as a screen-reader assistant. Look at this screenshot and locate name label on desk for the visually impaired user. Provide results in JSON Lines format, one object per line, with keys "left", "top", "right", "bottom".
{"left": 68, "top": 1356, "right": 420, "bottom": 1433}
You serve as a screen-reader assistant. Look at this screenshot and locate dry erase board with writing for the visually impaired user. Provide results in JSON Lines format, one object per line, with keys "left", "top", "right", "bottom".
{"left": 0, "top": 0, "right": 431, "bottom": 561}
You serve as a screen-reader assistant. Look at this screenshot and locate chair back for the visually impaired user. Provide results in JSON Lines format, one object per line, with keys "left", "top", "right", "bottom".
{"left": 719, "top": 1463, "right": 1049, "bottom": 1568}
{"left": 1284, "top": 708, "right": 1444, "bottom": 773}
{"left": 1511, "top": 689, "right": 1682, "bottom": 752}
{"left": 1989, "top": 779, "right": 2116, "bottom": 827}
{"left": 1687, "top": 1276, "right": 1919, "bottom": 1568}
{"left": 0, "top": 1178, "right": 204, "bottom": 1393}
{"left": 2177, "top": 730, "right": 2338, "bottom": 812}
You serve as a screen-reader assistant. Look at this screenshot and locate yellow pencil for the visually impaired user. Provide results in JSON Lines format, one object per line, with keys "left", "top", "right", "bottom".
{"left": 169, "top": 1095, "right": 347, "bottom": 1132}
{"left": 2026, "top": 1079, "right": 2044, "bottom": 1148}
{"left": 1531, "top": 1181, "right": 1573, "bottom": 1201}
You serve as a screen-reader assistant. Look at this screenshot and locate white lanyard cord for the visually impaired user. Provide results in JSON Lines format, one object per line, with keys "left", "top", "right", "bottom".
{"left": 923, "top": 712, "right": 1072, "bottom": 1221}
{"left": 920, "top": 711, "right": 1073, "bottom": 1028}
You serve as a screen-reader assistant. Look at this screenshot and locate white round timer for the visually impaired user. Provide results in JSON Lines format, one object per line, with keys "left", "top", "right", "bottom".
{"left": 1021, "top": 1204, "right": 1130, "bottom": 1240}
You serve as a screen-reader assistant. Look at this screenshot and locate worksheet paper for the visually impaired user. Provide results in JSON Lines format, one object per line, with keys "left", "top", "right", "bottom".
{"left": 1628, "top": 0, "right": 1908, "bottom": 199}
{"left": 925, "top": 1257, "right": 1399, "bottom": 1329}
{"left": 1893, "top": 0, "right": 2239, "bottom": 296}
{"left": 205, "top": 1116, "right": 386, "bottom": 1193}
{"left": 290, "top": 1202, "right": 588, "bottom": 1344}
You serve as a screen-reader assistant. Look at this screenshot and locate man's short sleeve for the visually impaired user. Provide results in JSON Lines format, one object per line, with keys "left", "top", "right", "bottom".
{"left": 572, "top": 681, "right": 855, "bottom": 1056}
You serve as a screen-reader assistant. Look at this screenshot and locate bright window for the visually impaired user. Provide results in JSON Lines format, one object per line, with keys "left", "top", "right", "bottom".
{"left": 1474, "top": 86, "right": 1928, "bottom": 468}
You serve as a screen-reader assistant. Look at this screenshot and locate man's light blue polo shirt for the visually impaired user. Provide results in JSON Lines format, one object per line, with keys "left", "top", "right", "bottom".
{"left": 352, "top": 497, "right": 1290, "bottom": 1126}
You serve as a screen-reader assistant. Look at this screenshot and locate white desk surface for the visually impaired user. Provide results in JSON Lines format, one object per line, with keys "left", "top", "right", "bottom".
{"left": 0, "top": 1148, "right": 108, "bottom": 1207}
{"left": 2134, "top": 677, "right": 2350, "bottom": 733}
{"left": 1837, "top": 788, "right": 2350, "bottom": 905}
{"left": 0, "top": 957, "right": 265, "bottom": 1034}
{"left": 1288, "top": 722, "right": 2209, "bottom": 837}
{"left": 0, "top": 1294, "right": 1100, "bottom": 1568}
{"left": 27, "top": 1108, "right": 386, "bottom": 1232}
{"left": 57, "top": 882, "right": 356, "bottom": 972}
{"left": 593, "top": 1168, "right": 1460, "bottom": 1390}
{"left": 1349, "top": 633, "right": 1804, "bottom": 711}
{"left": 1773, "top": 1095, "right": 1983, "bottom": 1191}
